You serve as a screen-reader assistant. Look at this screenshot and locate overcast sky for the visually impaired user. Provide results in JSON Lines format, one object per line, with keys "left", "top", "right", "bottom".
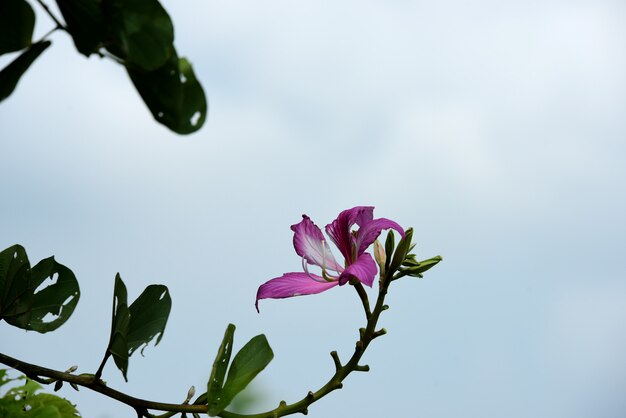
{"left": 1, "top": 1, "right": 626, "bottom": 417}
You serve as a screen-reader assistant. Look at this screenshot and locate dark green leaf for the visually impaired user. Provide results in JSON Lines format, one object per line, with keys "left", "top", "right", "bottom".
{"left": 127, "top": 284, "right": 171, "bottom": 355}
{"left": 0, "top": 244, "right": 29, "bottom": 316}
{"left": 109, "top": 274, "right": 130, "bottom": 380}
{"left": 384, "top": 231, "right": 395, "bottom": 272}
{"left": 104, "top": 275, "right": 171, "bottom": 380}
{"left": 206, "top": 324, "right": 235, "bottom": 416}
{"left": 0, "top": 0, "right": 35, "bottom": 54}
{"left": 0, "top": 41, "right": 51, "bottom": 102}
{"left": 27, "top": 258, "right": 80, "bottom": 333}
{"left": 0, "top": 244, "right": 80, "bottom": 333}
{"left": 56, "top": 0, "right": 105, "bottom": 55}
{"left": 127, "top": 53, "right": 207, "bottom": 134}
{"left": 388, "top": 228, "right": 413, "bottom": 275}
{"left": 218, "top": 335, "right": 273, "bottom": 413}
{"left": 104, "top": 0, "right": 174, "bottom": 70}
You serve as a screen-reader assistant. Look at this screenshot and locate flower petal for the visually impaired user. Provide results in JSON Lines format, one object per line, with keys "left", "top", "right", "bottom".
{"left": 255, "top": 272, "right": 339, "bottom": 312}
{"left": 291, "top": 215, "right": 342, "bottom": 272}
{"left": 337, "top": 252, "right": 378, "bottom": 287}
{"left": 355, "top": 218, "right": 405, "bottom": 256}
{"left": 325, "top": 206, "right": 374, "bottom": 262}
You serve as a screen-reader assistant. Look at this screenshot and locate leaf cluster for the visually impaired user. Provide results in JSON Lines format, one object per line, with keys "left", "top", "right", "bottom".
{"left": 101, "top": 274, "right": 172, "bottom": 381}
{"left": 382, "top": 229, "right": 442, "bottom": 280}
{"left": 0, "top": 369, "right": 80, "bottom": 418}
{"left": 0, "top": 0, "right": 206, "bottom": 134}
{"left": 199, "top": 324, "right": 274, "bottom": 416}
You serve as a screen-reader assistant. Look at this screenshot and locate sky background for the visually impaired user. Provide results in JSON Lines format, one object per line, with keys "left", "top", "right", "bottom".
{"left": 1, "top": 0, "right": 626, "bottom": 417}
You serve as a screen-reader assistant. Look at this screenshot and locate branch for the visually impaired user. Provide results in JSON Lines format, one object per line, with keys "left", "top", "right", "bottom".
{"left": 0, "top": 352, "right": 208, "bottom": 415}
{"left": 0, "top": 272, "right": 396, "bottom": 417}
{"left": 216, "top": 271, "right": 395, "bottom": 418}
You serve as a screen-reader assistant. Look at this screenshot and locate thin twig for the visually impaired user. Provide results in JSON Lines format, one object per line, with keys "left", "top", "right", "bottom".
{"left": 35, "top": 0, "right": 66, "bottom": 30}
{"left": 0, "top": 352, "right": 207, "bottom": 415}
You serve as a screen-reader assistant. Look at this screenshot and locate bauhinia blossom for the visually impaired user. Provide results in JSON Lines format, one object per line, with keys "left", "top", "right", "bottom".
{"left": 255, "top": 206, "right": 404, "bottom": 312}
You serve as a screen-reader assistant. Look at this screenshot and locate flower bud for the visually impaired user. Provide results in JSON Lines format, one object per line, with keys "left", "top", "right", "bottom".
{"left": 185, "top": 385, "right": 196, "bottom": 403}
{"left": 373, "top": 240, "right": 386, "bottom": 273}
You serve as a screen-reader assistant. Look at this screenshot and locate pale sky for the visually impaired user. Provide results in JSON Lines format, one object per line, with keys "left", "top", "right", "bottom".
{"left": 1, "top": 1, "right": 626, "bottom": 417}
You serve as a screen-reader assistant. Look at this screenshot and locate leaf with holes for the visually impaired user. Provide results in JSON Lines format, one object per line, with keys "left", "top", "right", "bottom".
{"left": 0, "top": 0, "right": 35, "bottom": 54}
{"left": 0, "top": 371, "right": 81, "bottom": 417}
{"left": 104, "top": 275, "right": 171, "bottom": 381}
{"left": 104, "top": 0, "right": 174, "bottom": 70}
{"left": 0, "top": 41, "right": 51, "bottom": 103}
{"left": 206, "top": 324, "right": 235, "bottom": 416}
{"left": 0, "top": 244, "right": 80, "bottom": 333}
{"left": 127, "top": 284, "right": 171, "bottom": 355}
{"left": 127, "top": 52, "right": 207, "bottom": 134}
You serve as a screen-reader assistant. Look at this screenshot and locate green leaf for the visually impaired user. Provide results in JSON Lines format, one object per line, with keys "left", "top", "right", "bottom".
{"left": 27, "top": 258, "right": 80, "bottom": 333}
{"left": 127, "top": 284, "right": 171, "bottom": 355}
{"left": 0, "top": 41, "right": 51, "bottom": 103}
{"left": 388, "top": 228, "right": 413, "bottom": 276}
{"left": 0, "top": 0, "right": 35, "bottom": 54}
{"left": 206, "top": 324, "right": 235, "bottom": 416}
{"left": 104, "top": 275, "right": 172, "bottom": 381}
{"left": 26, "top": 394, "right": 80, "bottom": 418}
{"left": 0, "top": 244, "right": 80, "bottom": 333}
{"left": 55, "top": 0, "right": 105, "bottom": 56}
{"left": 127, "top": 53, "right": 207, "bottom": 134}
{"left": 104, "top": 0, "right": 174, "bottom": 70}
{"left": 403, "top": 255, "right": 442, "bottom": 278}
{"left": 108, "top": 274, "right": 130, "bottom": 380}
{"left": 27, "top": 405, "right": 62, "bottom": 418}
{"left": 219, "top": 335, "right": 273, "bottom": 413}
{"left": 0, "top": 372, "right": 80, "bottom": 418}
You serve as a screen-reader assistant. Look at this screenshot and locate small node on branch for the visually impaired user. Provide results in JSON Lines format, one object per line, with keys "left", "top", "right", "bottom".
{"left": 359, "top": 327, "right": 366, "bottom": 339}
{"left": 184, "top": 386, "right": 196, "bottom": 404}
{"left": 382, "top": 304, "right": 390, "bottom": 311}
{"left": 334, "top": 382, "right": 344, "bottom": 390}
{"left": 306, "top": 391, "right": 315, "bottom": 401}
{"left": 355, "top": 340, "right": 364, "bottom": 351}
{"left": 301, "top": 408, "right": 309, "bottom": 415}
{"left": 65, "top": 365, "right": 78, "bottom": 373}
{"left": 354, "top": 364, "right": 370, "bottom": 372}
{"left": 279, "top": 400, "right": 287, "bottom": 408}
{"left": 69, "top": 382, "right": 79, "bottom": 391}
{"left": 330, "top": 351, "right": 342, "bottom": 371}
{"left": 373, "top": 328, "right": 387, "bottom": 339}
{"left": 54, "top": 380, "right": 63, "bottom": 391}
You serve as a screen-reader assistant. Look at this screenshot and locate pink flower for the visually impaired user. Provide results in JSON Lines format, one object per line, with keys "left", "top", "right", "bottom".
{"left": 255, "top": 206, "right": 404, "bottom": 312}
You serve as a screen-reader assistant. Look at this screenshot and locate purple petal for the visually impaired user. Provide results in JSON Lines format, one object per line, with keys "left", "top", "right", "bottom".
{"left": 337, "top": 252, "right": 378, "bottom": 287}
{"left": 255, "top": 272, "right": 339, "bottom": 312}
{"left": 355, "top": 218, "right": 405, "bottom": 256}
{"left": 325, "top": 206, "right": 374, "bottom": 262}
{"left": 291, "top": 215, "right": 342, "bottom": 272}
